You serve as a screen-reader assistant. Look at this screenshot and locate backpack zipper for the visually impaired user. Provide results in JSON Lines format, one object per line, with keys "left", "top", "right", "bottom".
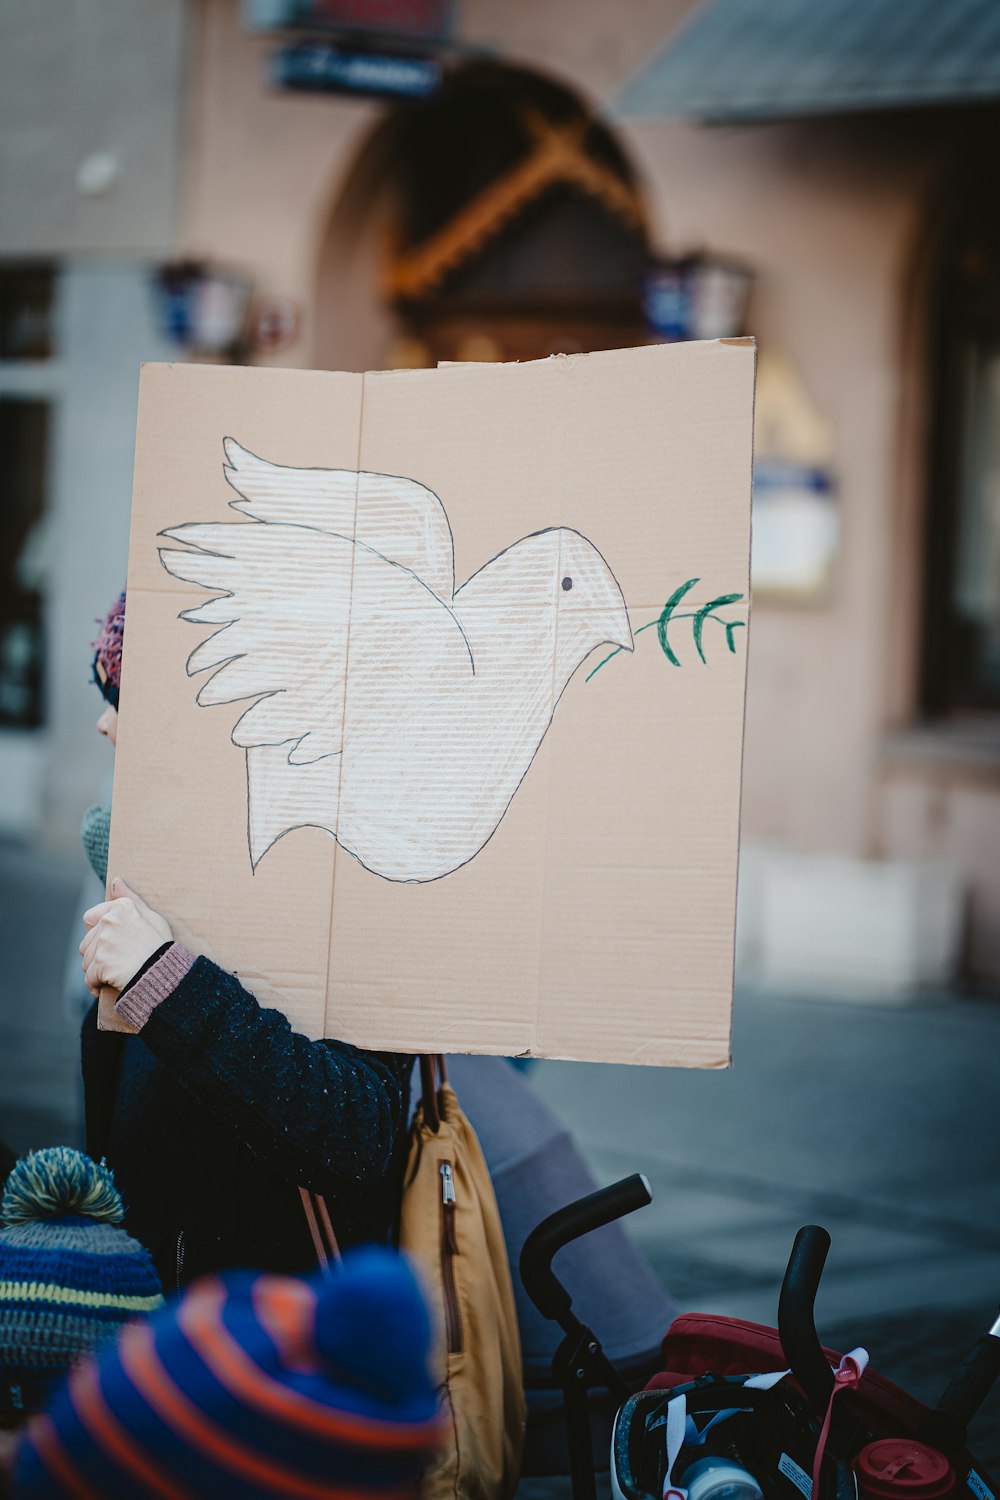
{"left": 439, "top": 1162, "right": 463, "bottom": 1353}
{"left": 175, "top": 1230, "right": 186, "bottom": 1293}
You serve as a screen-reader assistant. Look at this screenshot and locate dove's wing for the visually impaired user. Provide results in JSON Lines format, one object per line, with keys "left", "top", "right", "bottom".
{"left": 160, "top": 521, "right": 473, "bottom": 766}
{"left": 223, "top": 439, "right": 456, "bottom": 602}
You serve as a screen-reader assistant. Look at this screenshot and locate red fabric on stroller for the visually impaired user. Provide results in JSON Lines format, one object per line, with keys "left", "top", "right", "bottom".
{"left": 648, "top": 1314, "right": 985, "bottom": 1480}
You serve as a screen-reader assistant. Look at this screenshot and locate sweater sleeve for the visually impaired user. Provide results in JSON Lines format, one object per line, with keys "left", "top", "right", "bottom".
{"left": 116, "top": 943, "right": 196, "bottom": 1029}
{"left": 132, "top": 955, "right": 412, "bottom": 1196}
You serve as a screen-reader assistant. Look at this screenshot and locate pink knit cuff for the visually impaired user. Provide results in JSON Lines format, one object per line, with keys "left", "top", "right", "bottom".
{"left": 114, "top": 943, "right": 197, "bottom": 1030}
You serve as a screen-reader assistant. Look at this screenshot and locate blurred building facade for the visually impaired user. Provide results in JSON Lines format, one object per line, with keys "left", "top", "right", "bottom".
{"left": 4, "top": 0, "right": 1000, "bottom": 986}
{"left": 0, "top": 1, "right": 185, "bottom": 838}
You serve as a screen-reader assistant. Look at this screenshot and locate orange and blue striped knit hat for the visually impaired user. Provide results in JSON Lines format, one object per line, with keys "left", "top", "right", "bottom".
{"left": 16, "top": 1247, "right": 446, "bottom": 1498}
{"left": 0, "top": 1148, "right": 163, "bottom": 1422}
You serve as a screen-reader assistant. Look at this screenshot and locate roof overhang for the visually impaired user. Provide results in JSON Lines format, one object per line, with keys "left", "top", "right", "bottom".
{"left": 616, "top": 0, "right": 1000, "bottom": 123}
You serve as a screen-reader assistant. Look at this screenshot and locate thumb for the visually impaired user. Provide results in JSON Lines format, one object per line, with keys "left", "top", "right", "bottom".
{"left": 110, "top": 876, "right": 146, "bottom": 909}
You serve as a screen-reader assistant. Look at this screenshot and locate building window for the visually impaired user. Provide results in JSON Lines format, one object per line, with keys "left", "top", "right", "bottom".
{"left": 951, "top": 342, "right": 1000, "bottom": 704}
{"left": 0, "top": 266, "right": 56, "bottom": 360}
{"left": 0, "top": 265, "right": 56, "bottom": 731}
{"left": 0, "top": 399, "right": 48, "bottom": 729}
{"left": 924, "top": 187, "right": 1000, "bottom": 716}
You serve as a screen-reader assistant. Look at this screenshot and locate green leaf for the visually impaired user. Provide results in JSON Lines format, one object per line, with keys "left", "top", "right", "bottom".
{"left": 725, "top": 620, "right": 746, "bottom": 654}
{"left": 657, "top": 577, "right": 699, "bottom": 667}
{"left": 693, "top": 593, "right": 744, "bottom": 663}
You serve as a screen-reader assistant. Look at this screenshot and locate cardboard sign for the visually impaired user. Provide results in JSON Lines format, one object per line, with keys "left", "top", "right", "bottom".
{"left": 104, "top": 341, "right": 754, "bottom": 1066}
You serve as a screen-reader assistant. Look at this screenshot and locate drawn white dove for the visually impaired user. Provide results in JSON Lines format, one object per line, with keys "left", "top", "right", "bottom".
{"left": 159, "top": 438, "right": 633, "bottom": 882}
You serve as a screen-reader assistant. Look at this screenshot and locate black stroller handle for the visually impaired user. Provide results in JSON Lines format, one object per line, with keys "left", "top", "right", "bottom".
{"left": 520, "top": 1176, "right": 653, "bottom": 1500}
{"left": 779, "top": 1224, "right": 836, "bottom": 1413}
{"left": 520, "top": 1173, "right": 653, "bottom": 1324}
{"left": 920, "top": 1310, "right": 1000, "bottom": 1454}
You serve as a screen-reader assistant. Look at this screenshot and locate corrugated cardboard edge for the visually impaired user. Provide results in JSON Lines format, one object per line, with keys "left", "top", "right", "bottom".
{"left": 721, "top": 336, "right": 757, "bottom": 1069}
{"left": 98, "top": 362, "right": 170, "bottom": 1033}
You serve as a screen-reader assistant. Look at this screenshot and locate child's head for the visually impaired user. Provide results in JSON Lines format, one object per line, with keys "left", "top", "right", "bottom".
{"left": 92, "top": 589, "right": 125, "bottom": 744}
{"left": 0, "top": 1147, "right": 162, "bottom": 1424}
{"left": 16, "top": 1246, "right": 445, "bottom": 1498}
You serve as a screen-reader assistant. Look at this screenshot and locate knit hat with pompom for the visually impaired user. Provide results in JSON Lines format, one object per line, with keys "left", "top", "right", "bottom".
{"left": 91, "top": 589, "right": 126, "bottom": 708}
{"left": 0, "top": 1147, "right": 163, "bottom": 1422}
{"left": 16, "top": 1247, "right": 445, "bottom": 1498}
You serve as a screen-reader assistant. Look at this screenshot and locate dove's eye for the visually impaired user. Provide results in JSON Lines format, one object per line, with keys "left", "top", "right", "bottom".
{"left": 561, "top": 576, "right": 573, "bottom": 591}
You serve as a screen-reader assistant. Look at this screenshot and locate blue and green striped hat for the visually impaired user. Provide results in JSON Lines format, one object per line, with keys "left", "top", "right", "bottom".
{"left": 0, "top": 1147, "right": 163, "bottom": 1421}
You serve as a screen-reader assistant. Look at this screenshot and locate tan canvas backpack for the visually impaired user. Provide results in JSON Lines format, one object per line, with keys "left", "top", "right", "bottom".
{"left": 398, "top": 1057, "right": 525, "bottom": 1500}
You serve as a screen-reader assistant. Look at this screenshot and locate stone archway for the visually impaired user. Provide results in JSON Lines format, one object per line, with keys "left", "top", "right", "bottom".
{"left": 314, "top": 62, "right": 651, "bottom": 373}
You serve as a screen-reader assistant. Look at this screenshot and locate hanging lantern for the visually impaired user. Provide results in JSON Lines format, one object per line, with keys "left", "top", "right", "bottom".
{"left": 643, "top": 253, "right": 752, "bottom": 342}
{"left": 152, "top": 263, "right": 253, "bottom": 355}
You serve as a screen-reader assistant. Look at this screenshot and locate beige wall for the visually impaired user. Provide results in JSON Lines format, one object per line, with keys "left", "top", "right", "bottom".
{"left": 0, "top": 0, "right": 188, "bottom": 258}
{"left": 180, "top": 0, "right": 693, "bottom": 365}
{"left": 0, "top": 2, "right": 189, "bottom": 849}
{"left": 878, "top": 770, "right": 1000, "bottom": 982}
{"left": 182, "top": 0, "right": 380, "bottom": 367}
{"left": 179, "top": 0, "right": 999, "bottom": 980}
{"left": 628, "top": 118, "right": 930, "bottom": 855}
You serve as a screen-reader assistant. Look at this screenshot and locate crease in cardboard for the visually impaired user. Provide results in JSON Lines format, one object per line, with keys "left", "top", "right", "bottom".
{"left": 535, "top": 355, "right": 573, "bottom": 1057}
{"left": 536, "top": 354, "right": 589, "bottom": 1058}
{"left": 324, "top": 370, "right": 367, "bottom": 1037}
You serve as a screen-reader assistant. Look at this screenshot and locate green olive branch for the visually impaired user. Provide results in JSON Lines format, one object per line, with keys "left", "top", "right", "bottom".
{"left": 586, "top": 577, "right": 746, "bottom": 682}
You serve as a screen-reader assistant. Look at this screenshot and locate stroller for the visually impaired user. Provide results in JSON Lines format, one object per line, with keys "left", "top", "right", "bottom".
{"left": 519, "top": 1175, "right": 1000, "bottom": 1500}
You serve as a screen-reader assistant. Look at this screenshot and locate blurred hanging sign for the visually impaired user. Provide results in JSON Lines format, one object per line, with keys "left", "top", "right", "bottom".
{"left": 153, "top": 264, "right": 253, "bottom": 356}
{"left": 750, "top": 349, "right": 838, "bottom": 600}
{"left": 750, "top": 462, "right": 838, "bottom": 599}
{"left": 244, "top": 0, "right": 452, "bottom": 43}
{"left": 643, "top": 254, "right": 752, "bottom": 342}
{"left": 274, "top": 39, "right": 442, "bottom": 98}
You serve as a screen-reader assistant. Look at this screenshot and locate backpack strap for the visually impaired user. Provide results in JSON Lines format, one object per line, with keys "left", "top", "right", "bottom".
{"left": 298, "top": 1186, "right": 341, "bottom": 1274}
{"left": 419, "top": 1054, "right": 448, "bottom": 1134}
{"left": 299, "top": 1054, "right": 448, "bottom": 1266}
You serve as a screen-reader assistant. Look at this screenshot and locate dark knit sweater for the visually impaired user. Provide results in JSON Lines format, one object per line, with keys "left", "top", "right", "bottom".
{"left": 81, "top": 959, "right": 413, "bottom": 1293}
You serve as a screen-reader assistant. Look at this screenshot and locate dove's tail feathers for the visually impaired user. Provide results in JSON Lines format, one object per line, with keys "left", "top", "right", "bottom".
{"left": 246, "top": 742, "right": 341, "bottom": 870}
{"left": 232, "top": 693, "right": 290, "bottom": 750}
{"left": 229, "top": 694, "right": 343, "bottom": 761}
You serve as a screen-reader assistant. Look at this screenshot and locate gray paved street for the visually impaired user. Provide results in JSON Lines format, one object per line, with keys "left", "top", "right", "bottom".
{"left": 1, "top": 837, "right": 998, "bottom": 1476}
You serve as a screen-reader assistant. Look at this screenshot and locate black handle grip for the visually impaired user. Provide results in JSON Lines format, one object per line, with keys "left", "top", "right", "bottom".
{"left": 520, "top": 1173, "right": 653, "bottom": 1324}
{"left": 779, "top": 1225, "right": 835, "bottom": 1413}
{"left": 921, "top": 1326, "right": 1000, "bottom": 1454}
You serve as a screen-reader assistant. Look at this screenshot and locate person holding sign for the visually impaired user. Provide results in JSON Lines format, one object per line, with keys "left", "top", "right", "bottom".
{"left": 78, "top": 592, "right": 414, "bottom": 1291}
